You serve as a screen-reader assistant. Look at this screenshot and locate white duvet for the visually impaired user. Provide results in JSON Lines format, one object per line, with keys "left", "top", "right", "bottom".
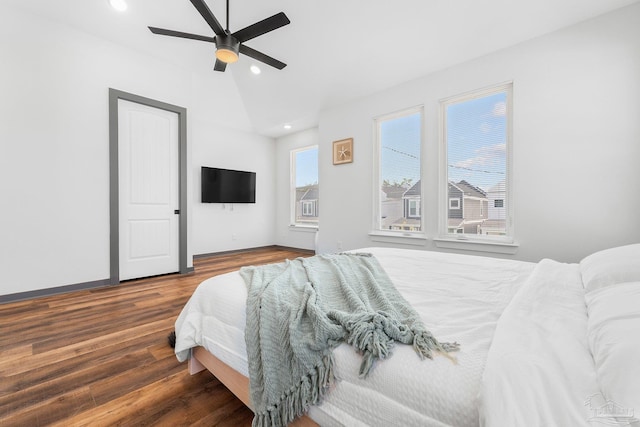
{"left": 175, "top": 244, "right": 640, "bottom": 426}
{"left": 175, "top": 247, "right": 534, "bottom": 427}
{"left": 479, "top": 259, "right": 602, "bottom": 426}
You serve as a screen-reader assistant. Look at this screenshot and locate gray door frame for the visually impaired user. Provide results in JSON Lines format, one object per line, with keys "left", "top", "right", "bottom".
{"left": 108, "top": 88, "right": 189, "bottom": 284}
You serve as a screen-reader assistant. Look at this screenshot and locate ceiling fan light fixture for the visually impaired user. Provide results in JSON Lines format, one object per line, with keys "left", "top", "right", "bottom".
{"left": 216, "top": 48, "right": 239, "bottom": 63}
{"left": 215, "top": 36, "right": 240, "bottom": 63}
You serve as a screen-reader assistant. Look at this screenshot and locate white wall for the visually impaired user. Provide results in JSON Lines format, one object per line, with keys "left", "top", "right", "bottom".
{"left": 274, "top": 128, "right": 319, "bottom": 251}
{"left": 192, "top": 122, "right": 276, "bottom": 255}
{"left": 0, "top": 5, "right": 276, "bottom": 297}
{"left": 316, "top": 3, "right": 640, "bottom": 263}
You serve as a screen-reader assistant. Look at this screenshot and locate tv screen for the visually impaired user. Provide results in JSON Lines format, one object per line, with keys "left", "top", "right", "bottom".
{"left": 201, "top": 167, "right": 256, "bottom": 203}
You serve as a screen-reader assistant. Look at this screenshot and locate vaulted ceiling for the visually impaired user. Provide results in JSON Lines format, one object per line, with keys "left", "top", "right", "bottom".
{"left": 6, "top": 0, "right": 639, "bottom": 137}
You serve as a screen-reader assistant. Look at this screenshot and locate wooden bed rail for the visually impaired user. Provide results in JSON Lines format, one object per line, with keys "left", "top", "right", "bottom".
{"left": 190, "top": 347, "right": 318, "bottom": 426}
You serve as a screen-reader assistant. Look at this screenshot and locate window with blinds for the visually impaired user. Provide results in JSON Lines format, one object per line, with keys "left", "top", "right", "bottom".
{"left": 375, "top": 107, "right": 423, "bottom": 233}
{"left": 441, "top": 83, "right": 512, "bottom": 240}
{"left": 291, "top": 146, "right": 319, "bottom": 226}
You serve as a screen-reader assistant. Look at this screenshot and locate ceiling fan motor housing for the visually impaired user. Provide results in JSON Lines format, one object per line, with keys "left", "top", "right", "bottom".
{"left": 215, "top": 34, "right": 240, "bottom": 63}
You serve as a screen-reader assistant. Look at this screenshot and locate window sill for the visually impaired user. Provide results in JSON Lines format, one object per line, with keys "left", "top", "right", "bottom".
{"left": 368, "top": 231, "right": 427, "bottom": 247}
{"left": 289, "top": 225, "right": 318, "bottom": 233}
{"left": 433, "top": 237, "right": 519, "bottom": 255}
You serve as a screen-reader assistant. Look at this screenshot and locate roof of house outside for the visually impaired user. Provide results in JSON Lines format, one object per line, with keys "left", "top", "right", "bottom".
{"left": 488, "top": 180, "right": 506, "bottom": 193}
{"left": 481, "top": 219, "right": 506, "bottom": 228}
{"left": 391, "top": 218, "right": 421, "bottom": 226}
{"left": 296, "top": 184, "right": 318, "bottom": 202}
{"left": 403, "top": 180, "right": 421, "bottom": 197}
{"left": 454, "top": 180, "right": 487, "bottom": 198}
{"left": 448, "top": 218, "right": 464, "bottom": 228}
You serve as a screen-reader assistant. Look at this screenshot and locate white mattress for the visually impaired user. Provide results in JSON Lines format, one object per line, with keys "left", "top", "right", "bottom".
{"left": 174, "top": 247, "right": 535, "bottom": 426}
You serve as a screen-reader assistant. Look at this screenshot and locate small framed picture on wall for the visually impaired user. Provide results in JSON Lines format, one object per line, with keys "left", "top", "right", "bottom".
{"left": 333, "top": 138, "right": 353, "bottom": 165}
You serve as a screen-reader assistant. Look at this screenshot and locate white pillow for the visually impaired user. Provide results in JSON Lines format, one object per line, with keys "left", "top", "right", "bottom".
{"left": 580, "top": 244, "right": 640, "bottom": 292}
{"left": 586, "top": 282, "right": 640, "bottom": 413}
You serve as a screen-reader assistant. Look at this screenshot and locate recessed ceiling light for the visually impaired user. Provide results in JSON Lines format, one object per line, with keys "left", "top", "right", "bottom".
{"left": 250, "top": 65, "right": 261, "bottom": 75}
{"left": 284, "top": 124, "right": 292, "bottom": 130}
{"left": 109, "top": 0, "right": 127, "bottom": 12}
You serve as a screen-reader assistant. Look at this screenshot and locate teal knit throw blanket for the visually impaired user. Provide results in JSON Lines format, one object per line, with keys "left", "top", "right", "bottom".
{"left": 240, "top": 253, "right": 459, "bottom": 427}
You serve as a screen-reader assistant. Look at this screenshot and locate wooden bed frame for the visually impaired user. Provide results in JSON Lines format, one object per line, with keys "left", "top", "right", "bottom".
{"left": 189, "top": 346, "right": 319, "bottom": 426}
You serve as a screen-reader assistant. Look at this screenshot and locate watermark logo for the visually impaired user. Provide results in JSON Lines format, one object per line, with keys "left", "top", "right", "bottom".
{"left": 584, "top": 394, "right": 638, "bottom": 426}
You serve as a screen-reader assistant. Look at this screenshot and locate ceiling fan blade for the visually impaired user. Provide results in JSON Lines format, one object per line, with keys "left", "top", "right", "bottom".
{"left": 239, "top": 44, "right": 286, "bottom": 70}
{"left": 189, "top": 0, "right": 225, "bottom": 36}
{"left": 214, "top": 59, "right": 227, "bottom": 72}
{"left": 148, "top": 27, "right": 216, "bottom": 43}
{"left": 232, "top": 12, "right": 290, "bottom": 43}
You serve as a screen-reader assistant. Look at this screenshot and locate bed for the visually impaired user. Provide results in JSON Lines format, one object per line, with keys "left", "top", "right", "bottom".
{"left": 174, "top": 245, "right": 640, "bottom": 427}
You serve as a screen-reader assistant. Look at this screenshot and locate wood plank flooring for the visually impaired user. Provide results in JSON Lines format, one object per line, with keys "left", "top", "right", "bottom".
{"left": 0, "top": 246, "right": 312, "bottom": 426}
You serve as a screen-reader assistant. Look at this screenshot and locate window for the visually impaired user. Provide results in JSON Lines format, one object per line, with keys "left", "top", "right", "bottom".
{"left": 441, "top": 84, "right": 512, "bottom": 240}
{"left": 302, "top": 200, "right": 316, "bottom": 216}
{"left": 408, "top": 199, "right": 420, "bottom": 218}
{"left": 375, "top": 107, "right": 422, "bottom": 233}
{"left": 291, "top": 146, "right": 318, "bottom": 226}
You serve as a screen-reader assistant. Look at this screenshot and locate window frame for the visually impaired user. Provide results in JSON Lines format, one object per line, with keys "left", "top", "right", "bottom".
{"left": 290, "top": 145, "right": 319, "bottom": 228}
{"left": 438, "top": 83, "right": 514, "bottom": 244}
{"left": 371, "top": 106, "right": 425, "bottom": 240}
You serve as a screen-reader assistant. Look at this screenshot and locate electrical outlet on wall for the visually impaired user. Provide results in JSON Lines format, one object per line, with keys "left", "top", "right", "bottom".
{"left": 337, "top": 241, "right": 342, "bottom": 250}
{"left": 232, "top": 234, "right": 237, "bottom": 241}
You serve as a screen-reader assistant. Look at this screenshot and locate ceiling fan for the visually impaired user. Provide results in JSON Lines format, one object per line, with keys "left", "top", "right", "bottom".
{"left": 148, "top": 0, "right": 290, "bottom": 72}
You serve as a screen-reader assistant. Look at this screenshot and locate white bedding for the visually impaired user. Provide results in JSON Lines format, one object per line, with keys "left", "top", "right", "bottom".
{"left": 175, "top": 244, "right": 640, "bottom": 426}
{"left": 479, "top": 259, "right": 602, "bottom": 426}
{"left": 175, "top": 247, "right": 535, "bottom": 426}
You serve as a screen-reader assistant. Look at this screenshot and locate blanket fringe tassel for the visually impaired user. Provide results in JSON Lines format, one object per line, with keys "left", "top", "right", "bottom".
{"left": 413, "top": 330, "right": 460, "bottom": 364}
{"left": 341, "top": 311, "right": 461, "bottom": 377}
{"left": 252, "top": 353, "right": 335, "bottom": 427}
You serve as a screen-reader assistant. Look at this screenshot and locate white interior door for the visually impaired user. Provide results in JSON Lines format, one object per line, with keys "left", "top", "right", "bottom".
{"left": 118, "top": 99, "right": 179, "bottom": 280}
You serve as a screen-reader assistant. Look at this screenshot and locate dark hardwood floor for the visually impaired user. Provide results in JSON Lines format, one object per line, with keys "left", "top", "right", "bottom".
{"left": 0, "top": 246, "right": 312, "bottom": 426}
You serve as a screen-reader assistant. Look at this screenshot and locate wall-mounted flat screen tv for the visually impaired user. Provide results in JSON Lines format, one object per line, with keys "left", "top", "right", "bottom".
{"left": 201, "top": 167, "right": 256, "bottom": 203}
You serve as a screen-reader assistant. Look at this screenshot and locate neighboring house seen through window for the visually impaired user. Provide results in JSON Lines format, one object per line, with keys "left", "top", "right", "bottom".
{"left": 291, "top": 146, "right": 319, "bottom": 226}
{"left": 375, "top": 107, "right": 423, "bottom": 233}
{"left": 441, "top": 83, "right": 512, "bottom": 240}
